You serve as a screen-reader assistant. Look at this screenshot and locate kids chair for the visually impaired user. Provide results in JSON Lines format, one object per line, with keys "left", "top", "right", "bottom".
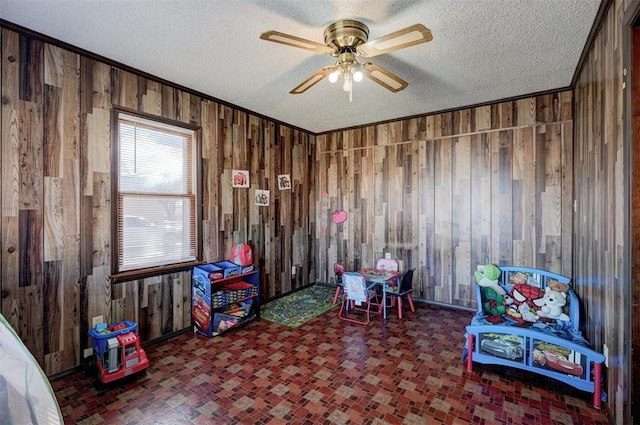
{"left": 332, "top": 262, "right": 346, "bottom": 304}
{"left": 338, "top": 272, "right": 378, "bottom": 325}
{"left": 386, "top": 269, "right": 416, "bottom": 319}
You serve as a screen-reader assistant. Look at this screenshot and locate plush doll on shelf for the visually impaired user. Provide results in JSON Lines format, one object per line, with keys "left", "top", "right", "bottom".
{"left": 481, "top": 287, "right": 506, "bottom": 316}
{"left": 537, "top": 287, "right": 570, "bottom": 321}
{"left": 474, "top": 264, "right": 505, "bottom": 296}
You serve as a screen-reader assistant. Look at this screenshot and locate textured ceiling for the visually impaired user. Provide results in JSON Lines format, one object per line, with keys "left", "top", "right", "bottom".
{"left": 0, "top": 0, "right": 601, "bottom": 134}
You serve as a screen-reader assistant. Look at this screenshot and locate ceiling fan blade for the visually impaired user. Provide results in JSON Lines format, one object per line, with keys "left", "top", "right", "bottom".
{"left": 290, "top": 66, "right": 336, "bottom": 94}
{"left": 357, "top": 24, "right": 432, "bottom": 57}
{"left": 362, "top": 63, "right": 408, "bottom": 93}
{"left": 260, "top": 30, "right": 334, "bottom": 55}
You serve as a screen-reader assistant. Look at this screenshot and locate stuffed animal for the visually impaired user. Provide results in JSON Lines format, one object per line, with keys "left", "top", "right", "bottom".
{"left": 474, "top": 264, "right": 506, "bottom": 295}
{"left": 502, "top": 293, "right": 515, "bottom": 307}
{"left": 502, "top": 293, "right": 521, "bottom": 318}
{"left": 518, "top": 303, "right": 539, "bottom": 322}
{"left": 511, "top": 283, "right": 546, "bottom": 310}
{"left": 508, "top": 283, "right": 545, "bottom": 325}
{"left": 547, "top": 280, "right": 570, "bottom": 293}
{"left": 481, "top": 287, "right": 506, "bottom": 316}
{"left": 537, "top": 287, "right": 570, "bottom": 321}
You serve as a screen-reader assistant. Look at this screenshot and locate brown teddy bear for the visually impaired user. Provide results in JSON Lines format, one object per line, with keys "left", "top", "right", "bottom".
{"left": 547, "top": 280, "right": 570, "bottom": 293}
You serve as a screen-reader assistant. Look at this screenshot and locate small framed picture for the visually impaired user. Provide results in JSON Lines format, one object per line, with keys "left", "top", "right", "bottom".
{"left": 232, "top": 170, "right": 249, "bottom": 188}
{"left": 255, "top": 189, "right": 270, "bottom": 207}
{"left": 277, "top": 174, "right": 291, "bottom": 190}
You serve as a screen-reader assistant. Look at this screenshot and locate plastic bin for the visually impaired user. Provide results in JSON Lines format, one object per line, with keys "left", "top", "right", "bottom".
{"left": 212, "top": 261, "right": 242, "bottom": 278}
{"left": 88, "top": 321, "right": 138, "bottom": 358}
{"left": 211, "top": 312, "right": 242, "bottom": 334}
{"left": 195, "top": 263, "right": 224, "bottom": 281}
{"left": 225, "top": 282, "right": 257, "bottom": 300}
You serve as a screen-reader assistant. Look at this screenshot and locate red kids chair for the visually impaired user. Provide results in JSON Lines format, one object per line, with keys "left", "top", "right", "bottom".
{"left": 332, "top": 262, "right": 346, "bottom": 304}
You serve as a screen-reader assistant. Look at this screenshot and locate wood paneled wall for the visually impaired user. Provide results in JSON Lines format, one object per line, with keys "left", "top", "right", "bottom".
{"left": 315, "top": 93, "right": 574, "bottom": 308}
{"left": 574, "top": 1, "right": 631, "bottom": 424}
{"left": 3, "top": 11, "right": 635, "bottom": 423}
{"left": 0, "top": 27, "right": 316, "bottom": 375}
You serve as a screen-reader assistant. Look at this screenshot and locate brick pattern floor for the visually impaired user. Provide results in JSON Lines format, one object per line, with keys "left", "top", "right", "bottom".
{"left": 51, "top": 302, "right": 613, "bottom": 424}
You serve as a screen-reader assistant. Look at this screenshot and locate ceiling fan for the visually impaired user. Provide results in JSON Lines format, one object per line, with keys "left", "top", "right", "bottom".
{"left": 260, "top": 20, "right": 433, "bottom": 101}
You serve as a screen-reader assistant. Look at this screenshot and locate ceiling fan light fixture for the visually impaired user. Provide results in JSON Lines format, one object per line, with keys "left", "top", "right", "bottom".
{"left": 328, "top": 69, "right": 340, "bottom": 83}
{"left": 352, "top": 68, "right": 363, "bottom": 82}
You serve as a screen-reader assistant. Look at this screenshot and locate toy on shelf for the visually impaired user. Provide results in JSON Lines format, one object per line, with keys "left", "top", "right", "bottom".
{"left": 86, "top": 320, "right": 149, "bottom": 385}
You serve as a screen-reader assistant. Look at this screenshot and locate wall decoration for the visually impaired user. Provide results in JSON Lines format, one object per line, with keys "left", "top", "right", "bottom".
{"left": 332, "top": 209, "right": 348, "bottom": 224}
{"left": 255, "top": 189, "right": 270, "bottom": 207}
{"left": 277, "top": 174, "right": 291, "bottom": 190}
{"left": 321, "top": 192, "right": 329, "bottom": 231}
{"left": 232, "top": 170, "right": 250, "bottom": 188}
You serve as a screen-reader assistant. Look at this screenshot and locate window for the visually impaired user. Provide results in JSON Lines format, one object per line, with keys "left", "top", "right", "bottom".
{"left": 115, "top": 112, "right": 198, "bottom": 273}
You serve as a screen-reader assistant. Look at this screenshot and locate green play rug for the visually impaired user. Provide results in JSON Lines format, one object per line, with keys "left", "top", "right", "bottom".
{"left": 261, "top": 284, "right": 337, "bottom": 327}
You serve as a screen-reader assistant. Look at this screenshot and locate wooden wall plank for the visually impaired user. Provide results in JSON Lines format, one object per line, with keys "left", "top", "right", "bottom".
{"left": 2, "top": 30, "right": 20, "bottom": 219}
{"left": 492, "top": 130, "right": 513, "bottom": 265}
{"left": 560, "top": 122, "right": 573, "bottom": 275}
{"left": 470, "top": 133, "right": 491, "bottom": 269}
{"left": 60, "top": 48, "right": 81, "bottom": 371}
{"left": 111, "top": 68, "right": 138, "bottom": 110}
{"left": 516, "top": 98, "right": 536, "bottom": 127}
{"left": 19, "top": 100, "right": 43, "bottom": 210}
{"left": 43, "top": 260, "right": 61, "bottom": 358}
{"left": 44, "top": 176, "right": 63, "bottom": 262}
{"left": 19, "top": 284, "right": 43, "bottom": 363}
{"left": 453, "top": 136, "right": 471, "bottom": 306}
{"left": 44, "top": 44, "right": 63, "bottom": 88}
{"left": 141, "top": 78, "right": 161, "bottom": 116}
{"left": 18, "top": 35, "right": 42, "bottom": 104}
{"left": 19, "top": 209, "right": 43, "bottom": 287}
{"left": 1, "top": 217, "right": 20, "bottom": 328}
{"left": 419, "top": 136, "right": 434, "bottom": 299}
{"left": 43, "top": 84, "right": 62, "bottom": 177}
{"left": 433, "top": 137, "right": 453, "bottom": 303}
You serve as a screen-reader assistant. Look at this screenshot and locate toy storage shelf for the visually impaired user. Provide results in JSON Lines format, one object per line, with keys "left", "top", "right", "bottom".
{"left": 192, "top": 264, "right": 260, "bottom": 338}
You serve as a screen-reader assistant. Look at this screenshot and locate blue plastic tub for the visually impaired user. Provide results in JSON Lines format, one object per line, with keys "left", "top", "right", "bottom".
{"left": 212, "top": 261, "right": 242, "bottom": 278}
{"left": 88, "top": 321, "right": 138, "bottom": 357}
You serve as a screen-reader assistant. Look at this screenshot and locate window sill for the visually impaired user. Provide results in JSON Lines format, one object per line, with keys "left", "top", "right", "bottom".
{"left": 111, "top": 260, "right": 206, "bottom": 284}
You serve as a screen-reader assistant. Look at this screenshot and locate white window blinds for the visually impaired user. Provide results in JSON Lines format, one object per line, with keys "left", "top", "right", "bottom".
{"left": 116, "top": 113, "right": 197, "bottom": 272}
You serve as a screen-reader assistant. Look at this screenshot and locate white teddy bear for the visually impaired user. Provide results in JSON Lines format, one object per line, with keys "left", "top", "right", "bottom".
{"left": 537, "top": 287, "right": 570, "bottom": 321}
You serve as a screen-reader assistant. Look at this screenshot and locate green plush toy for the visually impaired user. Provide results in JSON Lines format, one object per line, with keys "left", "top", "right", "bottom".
{"left": 481, "top": 286, "right": 506, "bottom": 316}
{"left": 474, "top": 264, "right": 506, "bottom": 295}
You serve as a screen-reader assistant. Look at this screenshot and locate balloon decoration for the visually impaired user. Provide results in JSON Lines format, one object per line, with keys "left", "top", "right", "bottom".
{"left": 331, "top": 210, "right": 348, "bottom": 224}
